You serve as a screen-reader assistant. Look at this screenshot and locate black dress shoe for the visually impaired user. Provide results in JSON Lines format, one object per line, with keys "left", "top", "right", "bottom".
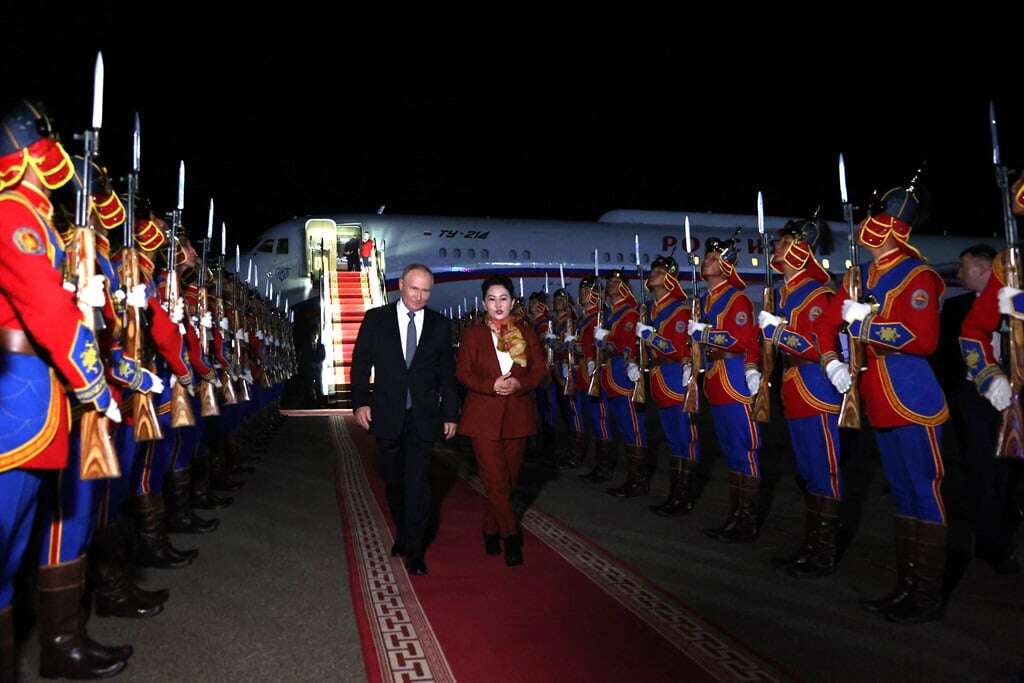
{"left": 390, "top": 542, "right": 405, "bottom": 557}
{"left": 483, "top": 533, "right": 501, "bottom": 556}
{"left": 406, "top": 556, "right": 428, "bottom": 575}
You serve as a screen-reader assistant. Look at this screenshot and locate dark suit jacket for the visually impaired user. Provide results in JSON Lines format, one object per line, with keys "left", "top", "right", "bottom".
{"left": 351, "top": 302, "right": 460, "bottom": 440}
{"left": 455, "top": 322, "right": 548, "bottom": 440}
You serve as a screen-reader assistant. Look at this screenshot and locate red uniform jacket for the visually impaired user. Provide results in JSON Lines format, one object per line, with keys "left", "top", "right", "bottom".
{"left": 456, "top": 323, "right": 547, "bottom": 440}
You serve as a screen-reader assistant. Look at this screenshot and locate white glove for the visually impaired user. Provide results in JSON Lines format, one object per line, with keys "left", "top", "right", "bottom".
{"left": 113, "top": 289, "right": 126, "bottom": 303}
{"left": 687, "top": 320, "right": 708, "bottom": 336}
{"left": 587, "top": 360, "right": 596, "bottom": 376}
{"left": 842, "top": 300, "right": 872, "bottom": 324}
{"left": 169, "top": 298, "right": 185, "bottom": 324}
{"left": 985, "top": 375, "right": 1012, "bottom": 411}
{"left": 186, "top": 381, "right": 195, "bottom": 397}
{"left": 256, "top": 329, "right": 265, "bottom": 340}
{"left": 144, "top": 369, "right": 164, "bottom": 395}
{"left": 201, "top": 311, "right": 214, "bottom": 329}
{"left": 563, "top": 333, "right": 577, "bottom": 343}
{"left": 682, "top": 363, "right": 692, "bottom": 387}
{"left": 543, "top": 331, "right": 557, "bottom": 341}
{"left": 104, "top": 401, "right": 122, "bottom": 424}
{"left": 79, "top": 274, "right": 107, "bottom": 308}
{"left": 560, "top": 362, "right": 569, "bottom": 380}
{"left": 213, "top": 375, "right": 223, "bottom": 388}
{"left": 190, "top": 315, "right": 199, "bottom": 326}
{"left": 243, "top": 369, "right": 255, "bottom": 384}
{"left": 998, "top": 286, "right": 1024, "bottom": 317}
{"left": 178, "top": 323, "right": 186, "bottom": 335}
{"left": 627, "top": 362, "right": 641, "bottom": 382}
{"left": 757, "top": 311, "right": 783, "bottom": 330}
{"left": 126, "top": 284, "right": 148, "bottom": 309}
{"left": 824, "top": 359, "right": 852, "bottom": 393}
{"left": 635, "top": 322, "right": 654, "bottom": 339}
{"left": 219, "top": 317, "right": 230, "bottom": 331}
{"left": 745, "top": 368, "right": 762, "bottom": 394}
{"left": 63, "top": 281, "right": 77, "bottom": 293}
{"left": 594, "top": 327, "right": 610, "bottom": 341}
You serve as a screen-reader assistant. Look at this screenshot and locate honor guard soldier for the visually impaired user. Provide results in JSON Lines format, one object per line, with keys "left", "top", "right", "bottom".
{"left": 595, "top": 269, "right": 652, "bottom": 496}
{"left": 757, "top": 219, "right": 844, "bottom": 576}
{"left": 0, "top": 99, "right": 129, "bottom": 679}
{"left": 816, "top": 183, "right": 949, "bottom": 623}
{"left": 528, "top": 291, "right": 560, "bottom": 462}
{"left": 634, "top": 256, "right": 701, "bottom": 516}
{"left": 552, "top": 287, "right": 587, "bottom": 467}
{"left": 688, "top": 234, "right": 764, "bottom": 542}
{"left": 577, "top": 275, "right": 615, "bottom": 480}
{"left": 957, "top": 178, "right": 1024, "bottom": 573}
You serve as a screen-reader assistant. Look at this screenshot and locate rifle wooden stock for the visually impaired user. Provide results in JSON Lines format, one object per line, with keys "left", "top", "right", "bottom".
{"left": 122, "top": 247, "right": 163, "bottom": 442}
{"left": 563, "top": 317, "right": 576, "bottom": 396}
{"left": 170, "top": 380, "right": 196, "bottom": 427}
{"left": 72, "top": 227, "right": 121, "bottom": 480}
{"left": 587, "top": 304, "right": 604, "bottom": 398}
{"left": 197, "top": 288, "right": 221, "bottom": 417}
{"left": 199, "top": 379, "right": 220, "bottom": 417}
{"left": 683, "top": 297, "right": 702, "bottom": 413}
{"left": 631, "top": 305, "right": 647, "bottom": 405}
{"left": 220, "top": 370, "right": 239, "bottom": 404}
{"left": 752, "top": 286, "right": 773, "bottom": 423}
{"left": 838, "top": 268, "right": 864, "bottom": 430}
{"left": 997, "top": 249, "right": 1024, "bottom": 459}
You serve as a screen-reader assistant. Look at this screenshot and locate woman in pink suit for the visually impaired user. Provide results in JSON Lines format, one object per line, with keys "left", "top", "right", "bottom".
{"left": 456, "top": 275, "right": 547, "bottom": 566}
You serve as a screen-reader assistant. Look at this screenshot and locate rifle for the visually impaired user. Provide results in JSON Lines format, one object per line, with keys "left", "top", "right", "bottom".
{"left": 752, "top": 192, "right": 773, "bottom": 422}
{"left": 215, "top": 222, "right": 238, "bottom": 404}
{"left": 990, "top": 103, "right": 1024, "bottom": 459}
{"left": 123, "top": 113, "right": 162, "bottom": 442}
{"left": 563, "top": 312, "right": 577, "bottom": 396}
{"left": 631, "top": 235, "right": 647, "bottom": 404}
{"left": 587, "top": 250, "right": 605, "bottom": 397}
{"left": 73, "top": 53, "right": 120, "bottom": 480}
{"left": 167, "top": 162, "right": 196, "bottom": 427}
{"left": 837, "top": 154, "right": 864, "bottom": 429}
{"left": 195, "top": 199, "right": 220, "bottom": 416}
{"left": 233, "top": 275, "right": 253, "bottom": 402}
{"left": 683, "top": 216, "right": 702, "bottom": 413}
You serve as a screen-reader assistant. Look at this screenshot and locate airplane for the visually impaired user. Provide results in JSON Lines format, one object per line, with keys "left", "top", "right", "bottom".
{"left": 234, "top": 208, "right": 1001, "bottom": 315}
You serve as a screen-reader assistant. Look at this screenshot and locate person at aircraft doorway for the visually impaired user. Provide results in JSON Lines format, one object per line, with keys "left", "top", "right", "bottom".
{"left": 360, "top": 230, "right": 375, "bottom": 270}
{"left": 688, "top": 234, "right": 764, "bottom": 543}
{"left": 342, "top": 235, "right": 359, "bottom": 272}
{"left": 757, "top": 218, "right": 845, "bottom": 578}
{"left": 814, "top": 182, "right": 949, "bottom": 624}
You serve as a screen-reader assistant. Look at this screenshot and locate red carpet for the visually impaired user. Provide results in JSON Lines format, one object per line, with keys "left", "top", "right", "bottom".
{"left": 332, "top": 416, "right": 790, "bottom": 682}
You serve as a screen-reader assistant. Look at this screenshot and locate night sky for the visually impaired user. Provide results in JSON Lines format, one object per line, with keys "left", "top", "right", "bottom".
{"left": 6, "top": 10, "right": 1023, "bottom": 247}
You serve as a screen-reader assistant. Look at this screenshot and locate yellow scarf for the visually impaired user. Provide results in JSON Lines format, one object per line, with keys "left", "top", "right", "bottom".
{"left": 488, "top": 318, "right": 528, "bottom": 367}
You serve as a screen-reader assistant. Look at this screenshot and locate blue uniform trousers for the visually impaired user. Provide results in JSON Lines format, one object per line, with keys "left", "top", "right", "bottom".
{"left": 709, "top": 402, "right": 762, "bottom": 477}
{"left": 658, "top": 404, "right": 699, "bottom": 462}
{"left": 875, "top": 424, "right": 946, "bottom": 524}
{"left": 0, "top": 469, "right": 43, "bottom": 608}
{"left": 607, "top": 395, "right": 647, "bottom": 448}
{"left": 560, "top": 389, "right": 585, "bottom": 434}
{"left": 582, "top": 391, "right": 612, "bottom": 441}
{"left": 787, "top": 413, "right": 842, "bottom": 499}
{"left": 134, "top": 412, "right": 174, "bottom": 495}
{"left": 38, "top": 433, "right": 97, "bottom": 567}
{"left": 535, "top": 382, "right": 559, "bottom": 428}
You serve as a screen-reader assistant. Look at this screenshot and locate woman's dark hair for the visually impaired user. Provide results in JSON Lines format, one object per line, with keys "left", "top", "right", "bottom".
{"left": 481, "top": 275, "right": 515, "bottom": 299}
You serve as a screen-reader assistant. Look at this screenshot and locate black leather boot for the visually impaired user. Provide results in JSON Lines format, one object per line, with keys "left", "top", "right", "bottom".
{"left": 37, "top": 558, "right": 131, "bottom": 679}
{"left": 651, "top": 459, "right": 698, "bottom": 517}
{"left": 560, "top": 433, "right": 588, "bottom": 469}
{"left": 503, "top": 532, "right": 524, "bottom": 567}
{"left": 1, "top": 606, "right": 15, "bottom": 683}
{"left": 164, "top": 469, "right": 219, "bottom": 534}
{"left": 716, "top": 475, "right": 760, "bottom": 543}
{"left": 90, "top": 523, "right": 166, "bottom": 619}
{"left": 191, "top": 454, "right": 233, "bottom": 509}
{"left": 579, "top": 440, "right": 616, "bottom": 483}
{"left": 130, "top": 494, "right": 197, "bottom": 569}
{"left": 483, "top": 533, "right": 501, "bottom": 556}
{"left": 789, "top": 496, "right": 841, "bottom": 579}
{"left": 860, "top": 516, "right": 917, "bottom": 613}
{"left": 886, "top": 521, "right": 947, "bottom": 624}
{"left": 607, "top": 446, "right": 651, "bottom": 498}
{"left": 772, "top": 494, "right": 818, "bottom": 570}
{"left": 704, "top": 471, "right": 742, "bottom": 540}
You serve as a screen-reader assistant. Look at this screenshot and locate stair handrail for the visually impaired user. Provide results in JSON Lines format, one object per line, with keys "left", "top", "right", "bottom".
{"left": 370, "top": 238, "right": 387, "bottom": 307}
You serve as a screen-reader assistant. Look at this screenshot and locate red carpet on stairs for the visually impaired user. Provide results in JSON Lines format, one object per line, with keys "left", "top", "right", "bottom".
{"left": 332, "top": 416, "right": 790, "bottom": 683}
{"left": 329, "top": 272, "right": 373, "bottom": 399}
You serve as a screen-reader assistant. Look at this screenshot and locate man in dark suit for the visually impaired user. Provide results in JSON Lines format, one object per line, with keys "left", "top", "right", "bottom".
{"left": 351, "top": 263, "right": 460, "bottom": 575}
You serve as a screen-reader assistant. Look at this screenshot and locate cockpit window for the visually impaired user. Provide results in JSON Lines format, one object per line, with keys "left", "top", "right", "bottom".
{"left": 276, "top": 239, "right": 289, "bottom": 254}
{"left": 256, "top": 240, "right": 275, "bottom": 253}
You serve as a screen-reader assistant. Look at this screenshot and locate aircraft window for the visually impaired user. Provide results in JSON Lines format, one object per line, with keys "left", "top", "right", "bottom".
{"left": 453, "top": 248, "right": 462, "bottom": 259}
{"left": 467, "top": 248, "right": 476, "bottom": 258}
{"left": 522, "top": 250, "right": 531, "bottom": 260}
{"left": 602, "top": 252, "right": 610, "bottom": 263}
{"left": 481, "top": 249, "right": 489, "bottom": 259}
{"left": 510, "top": 249, "right": 518, "bottom": 259}
{"left": 276, "top": 239, "right": 289, "bottom": 254}
{"left": 256, "top": 240, "right": 274, "bottom": 254}
{"left": 439, "top": 248, "right": 447, "bottom": 258}
{"left": 616, "top": 253, "right": 623, "bottom": 263}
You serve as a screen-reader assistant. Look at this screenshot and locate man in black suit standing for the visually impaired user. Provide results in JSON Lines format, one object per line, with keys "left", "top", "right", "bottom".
{"left": 351, "top": 263, "right": 460, "bottom": 575}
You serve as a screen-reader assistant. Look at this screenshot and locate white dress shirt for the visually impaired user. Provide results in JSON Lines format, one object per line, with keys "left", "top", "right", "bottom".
{"left": 397, "top": 299, "right": 424, "bottom": 353}
{"left": 491, "top": 331, "right": 514, "bottom": 375}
